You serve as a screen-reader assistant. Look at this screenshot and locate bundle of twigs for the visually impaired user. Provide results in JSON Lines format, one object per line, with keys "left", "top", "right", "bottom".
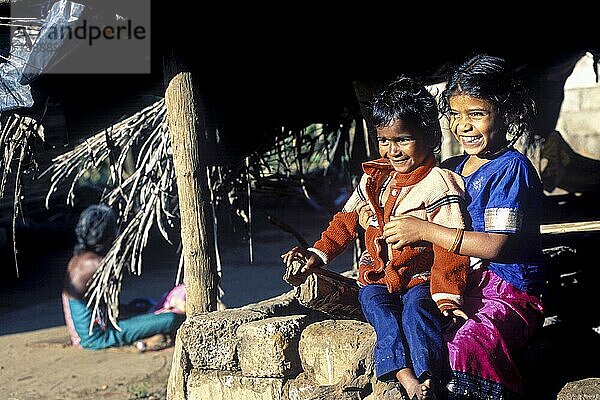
{"left": 40, "top": 98, "right": 177, "bottom": 332}
{"left": 255, "top": 124, "right": 337, "bottom": 179}
{"left": 0, "top": 114, "right": 43, "bottom": 276}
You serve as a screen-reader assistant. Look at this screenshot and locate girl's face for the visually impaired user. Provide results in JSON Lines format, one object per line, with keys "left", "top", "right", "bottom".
{"left": 377, "top": 119, "right": 431, "bottom": 173}
{"left": 448, "top": 94, "right": 505, "bottom": 156}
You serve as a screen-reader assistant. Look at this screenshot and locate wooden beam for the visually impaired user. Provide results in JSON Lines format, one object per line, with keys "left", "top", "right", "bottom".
{"left": 541, "top": 220, "right": 600, "bottom": 235}
{"left": 163, "top": 50, "right": 218, "bottom": 315}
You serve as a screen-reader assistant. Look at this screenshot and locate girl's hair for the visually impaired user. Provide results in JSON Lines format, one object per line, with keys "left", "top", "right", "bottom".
{"left": 439, "top": 54, "right": 536, "bottom": 144}
{"left": 371, "top": 75, "right": 442, "bottom": 151}
{"left": 74, "top": 204, "right": 118, "bottom": 256}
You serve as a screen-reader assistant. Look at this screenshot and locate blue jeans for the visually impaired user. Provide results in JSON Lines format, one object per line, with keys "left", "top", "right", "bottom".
{"left": 359, "top": 283, "right": 445, "bottom": 381}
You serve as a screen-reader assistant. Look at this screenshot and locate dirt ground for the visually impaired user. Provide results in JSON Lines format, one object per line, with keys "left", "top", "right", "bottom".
{"left": 0, "top": 193, "right": 353, "bottom": 400}
{"left": 0, "top": 327, "right": 175, "bottom": 399}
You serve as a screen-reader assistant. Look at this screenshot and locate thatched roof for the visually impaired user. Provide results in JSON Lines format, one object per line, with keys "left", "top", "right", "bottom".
{"left": 3, "top": 1, "right": 596, "bottom": 164}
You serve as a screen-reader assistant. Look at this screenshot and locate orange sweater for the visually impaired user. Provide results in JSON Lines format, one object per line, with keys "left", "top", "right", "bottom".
{"left": 310, "top": 156, "right": 469, "bottom": 312}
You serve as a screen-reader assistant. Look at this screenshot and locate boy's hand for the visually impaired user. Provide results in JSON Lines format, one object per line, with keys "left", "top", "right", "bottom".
{"left": 357, "top": 201, "right": 374, "bottom": 230}
{"left": 281, "top": 247, "right": 324, "bottom": 272}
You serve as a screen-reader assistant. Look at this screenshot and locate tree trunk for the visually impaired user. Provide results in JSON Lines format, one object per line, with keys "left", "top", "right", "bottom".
{"left": 163, "top": 50, "right": 218, "bottom": 315}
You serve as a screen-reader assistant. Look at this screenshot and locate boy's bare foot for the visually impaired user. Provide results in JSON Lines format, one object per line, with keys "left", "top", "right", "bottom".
{"left": 396, "top": 377, "right": 436, "bottom": 400}
{"left": 420, "top": 378, "right": 436, "bottom": 399}
{"left": 405, "top": 380, "right": 433, "bottom": 400}
{"left": 396, "top": 368, "right": 421, "bottom": 399}
{"left": 395, "top": 368, "right": 438, "bottom": 399}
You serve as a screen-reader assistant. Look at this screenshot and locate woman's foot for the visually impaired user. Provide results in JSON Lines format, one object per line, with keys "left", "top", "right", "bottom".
{"left": 134, "top": 333, "right": 173, "bottom": 352}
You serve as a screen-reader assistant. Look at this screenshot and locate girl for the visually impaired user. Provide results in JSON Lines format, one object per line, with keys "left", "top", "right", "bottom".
{"left": 379, "top": 54, "right": 546, "bottom": 399}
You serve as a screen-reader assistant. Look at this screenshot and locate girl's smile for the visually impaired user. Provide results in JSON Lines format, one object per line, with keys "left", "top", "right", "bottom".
{"left": 448, "top": 94, "right": 505, "bottom": 157}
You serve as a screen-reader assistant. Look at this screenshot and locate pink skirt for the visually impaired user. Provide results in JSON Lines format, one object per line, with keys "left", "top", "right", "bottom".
{"left": 152, "top": 284, "right": 186, "bottom": 315}
{"left": 445, "top": 268, "right": 543, "bottom": 398}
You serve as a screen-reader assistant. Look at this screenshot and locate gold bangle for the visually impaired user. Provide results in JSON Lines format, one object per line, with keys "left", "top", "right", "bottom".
{"left": 448, "top": 228, "right": 464, "bottom": 253}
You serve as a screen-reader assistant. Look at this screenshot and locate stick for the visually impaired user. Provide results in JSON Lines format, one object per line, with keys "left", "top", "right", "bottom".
{"left": 264, "top": 212, "right": 309, "bottom": 248}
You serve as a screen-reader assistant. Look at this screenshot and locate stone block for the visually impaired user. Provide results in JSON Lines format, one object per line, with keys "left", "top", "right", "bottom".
{"left": 560, "top": 89, "right": 582, "bottom": 112}
{"left": 299, "top": 320, "right": 374, "bottom": 385}
{"left": 181, "top": 308, "right": 269, "bottom": 371}
{"left": 237, "top": 315, "right": 311, "bottom": 378}
{"left": 180, "top": 291, "right": 309, "bottom": 371}
{"left": 283, "top": 372, "right": 322, "bottom": 400}
{"left": 579, "top": 87, "right": 600, "bottom": 111}
{"left": 557, "top": 378, "right": 600, "bottom": 400}
{"left": 167, "top": 334, "right": 187, "bottom": 400}
{"left": 187, "top": 370, "right": 285, "bottom": 400}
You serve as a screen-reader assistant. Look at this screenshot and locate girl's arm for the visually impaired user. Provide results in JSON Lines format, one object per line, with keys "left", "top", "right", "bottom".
{"left": 382, "top": 215, "right": 510, "bottom": 260}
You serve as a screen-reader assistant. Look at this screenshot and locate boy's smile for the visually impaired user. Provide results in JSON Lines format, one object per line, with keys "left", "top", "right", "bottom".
{"left": 377, "top": 119, "right": 431, "bottom": 173}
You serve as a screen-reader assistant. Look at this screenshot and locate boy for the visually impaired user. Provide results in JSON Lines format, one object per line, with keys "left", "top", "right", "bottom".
{"left": 282, "top": 76, "right": 469, "bottom": 399}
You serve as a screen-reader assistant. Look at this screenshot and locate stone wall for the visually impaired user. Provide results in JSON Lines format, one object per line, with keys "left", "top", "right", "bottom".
{"left": 556, "top": 84, "right": 600, "bottom": 160}
{"left": 167, "top": 290, "right": 375, "bottom": 400}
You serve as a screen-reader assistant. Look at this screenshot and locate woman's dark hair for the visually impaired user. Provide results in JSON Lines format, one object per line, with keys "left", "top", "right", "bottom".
{"left": 439, "top": 53, "right": 536, "bottom": 143}
{"left": 371, "top": 75, "right": 442, "bottom": 152}
{"left": 74, "top": 204, "right": 118, "bottom": 256}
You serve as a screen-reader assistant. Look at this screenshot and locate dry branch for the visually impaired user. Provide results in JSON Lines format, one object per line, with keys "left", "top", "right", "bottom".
{"left": 40, "top": 99, "right": 179, "bottom": 330}
{"left": 0, "top": 114, "right": 43, "bottom": 276}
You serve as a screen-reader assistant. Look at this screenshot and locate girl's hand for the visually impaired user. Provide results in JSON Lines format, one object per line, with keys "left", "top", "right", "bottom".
{"left": 382, "top": 215, "right": 426, "bottom": 249}
{"left": 442, "top": 308, "right": 468, "bottom": 330}
{"left": 281, "top": 246, "right": 323, "bottom": 272}
{"left": 357, "top": 201, "right": 375, "bottom": 230}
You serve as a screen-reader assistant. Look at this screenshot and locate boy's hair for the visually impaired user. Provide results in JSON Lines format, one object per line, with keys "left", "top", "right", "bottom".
{"left": 439, "top": 53, "right": 536, "bottom": 142}
{"left": 74, "top": 204, "right": 118, "bottom": 256}
{"left": 370, "top": 75, "right": 442, "bottom": 152}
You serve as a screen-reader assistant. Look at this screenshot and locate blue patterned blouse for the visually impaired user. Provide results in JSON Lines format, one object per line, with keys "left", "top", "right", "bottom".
{"left": 453, "top": 149, "right": 546, "bottom": 295}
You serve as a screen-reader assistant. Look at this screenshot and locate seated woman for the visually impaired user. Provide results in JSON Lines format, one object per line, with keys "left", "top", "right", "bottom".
{"left": 62, "top": 204, "right": 185, "bottom": 350}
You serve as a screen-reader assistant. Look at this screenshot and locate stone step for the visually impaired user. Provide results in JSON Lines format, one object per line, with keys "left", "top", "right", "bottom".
{"left": 299, "top": 319, "right": 373, "bottom": 385}
{"left": 237, "top": 315, "right": 313, "bottom": 378}
{"left": 178, "top": 291, "right": 311, "bottom": 371}
{"left": 187, "top": 370, "right": 286, "bottom": 400}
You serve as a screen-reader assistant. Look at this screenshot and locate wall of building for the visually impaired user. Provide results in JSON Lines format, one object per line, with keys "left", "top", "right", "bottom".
{"left": 556, "top": 52, "right": 600, "bottom": 160}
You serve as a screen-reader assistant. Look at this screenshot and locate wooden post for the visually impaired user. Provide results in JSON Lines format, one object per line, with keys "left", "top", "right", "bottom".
{"left": 163, "top": 50, "right": 218, "bottom": 315}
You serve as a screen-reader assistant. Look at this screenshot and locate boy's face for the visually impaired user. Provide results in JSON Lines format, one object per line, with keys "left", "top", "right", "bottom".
{"left": 376, "top": 119, "right": 431, "bottom": 173}
{"left": 448, "top": 94, "right": 504, "bottom": 156}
